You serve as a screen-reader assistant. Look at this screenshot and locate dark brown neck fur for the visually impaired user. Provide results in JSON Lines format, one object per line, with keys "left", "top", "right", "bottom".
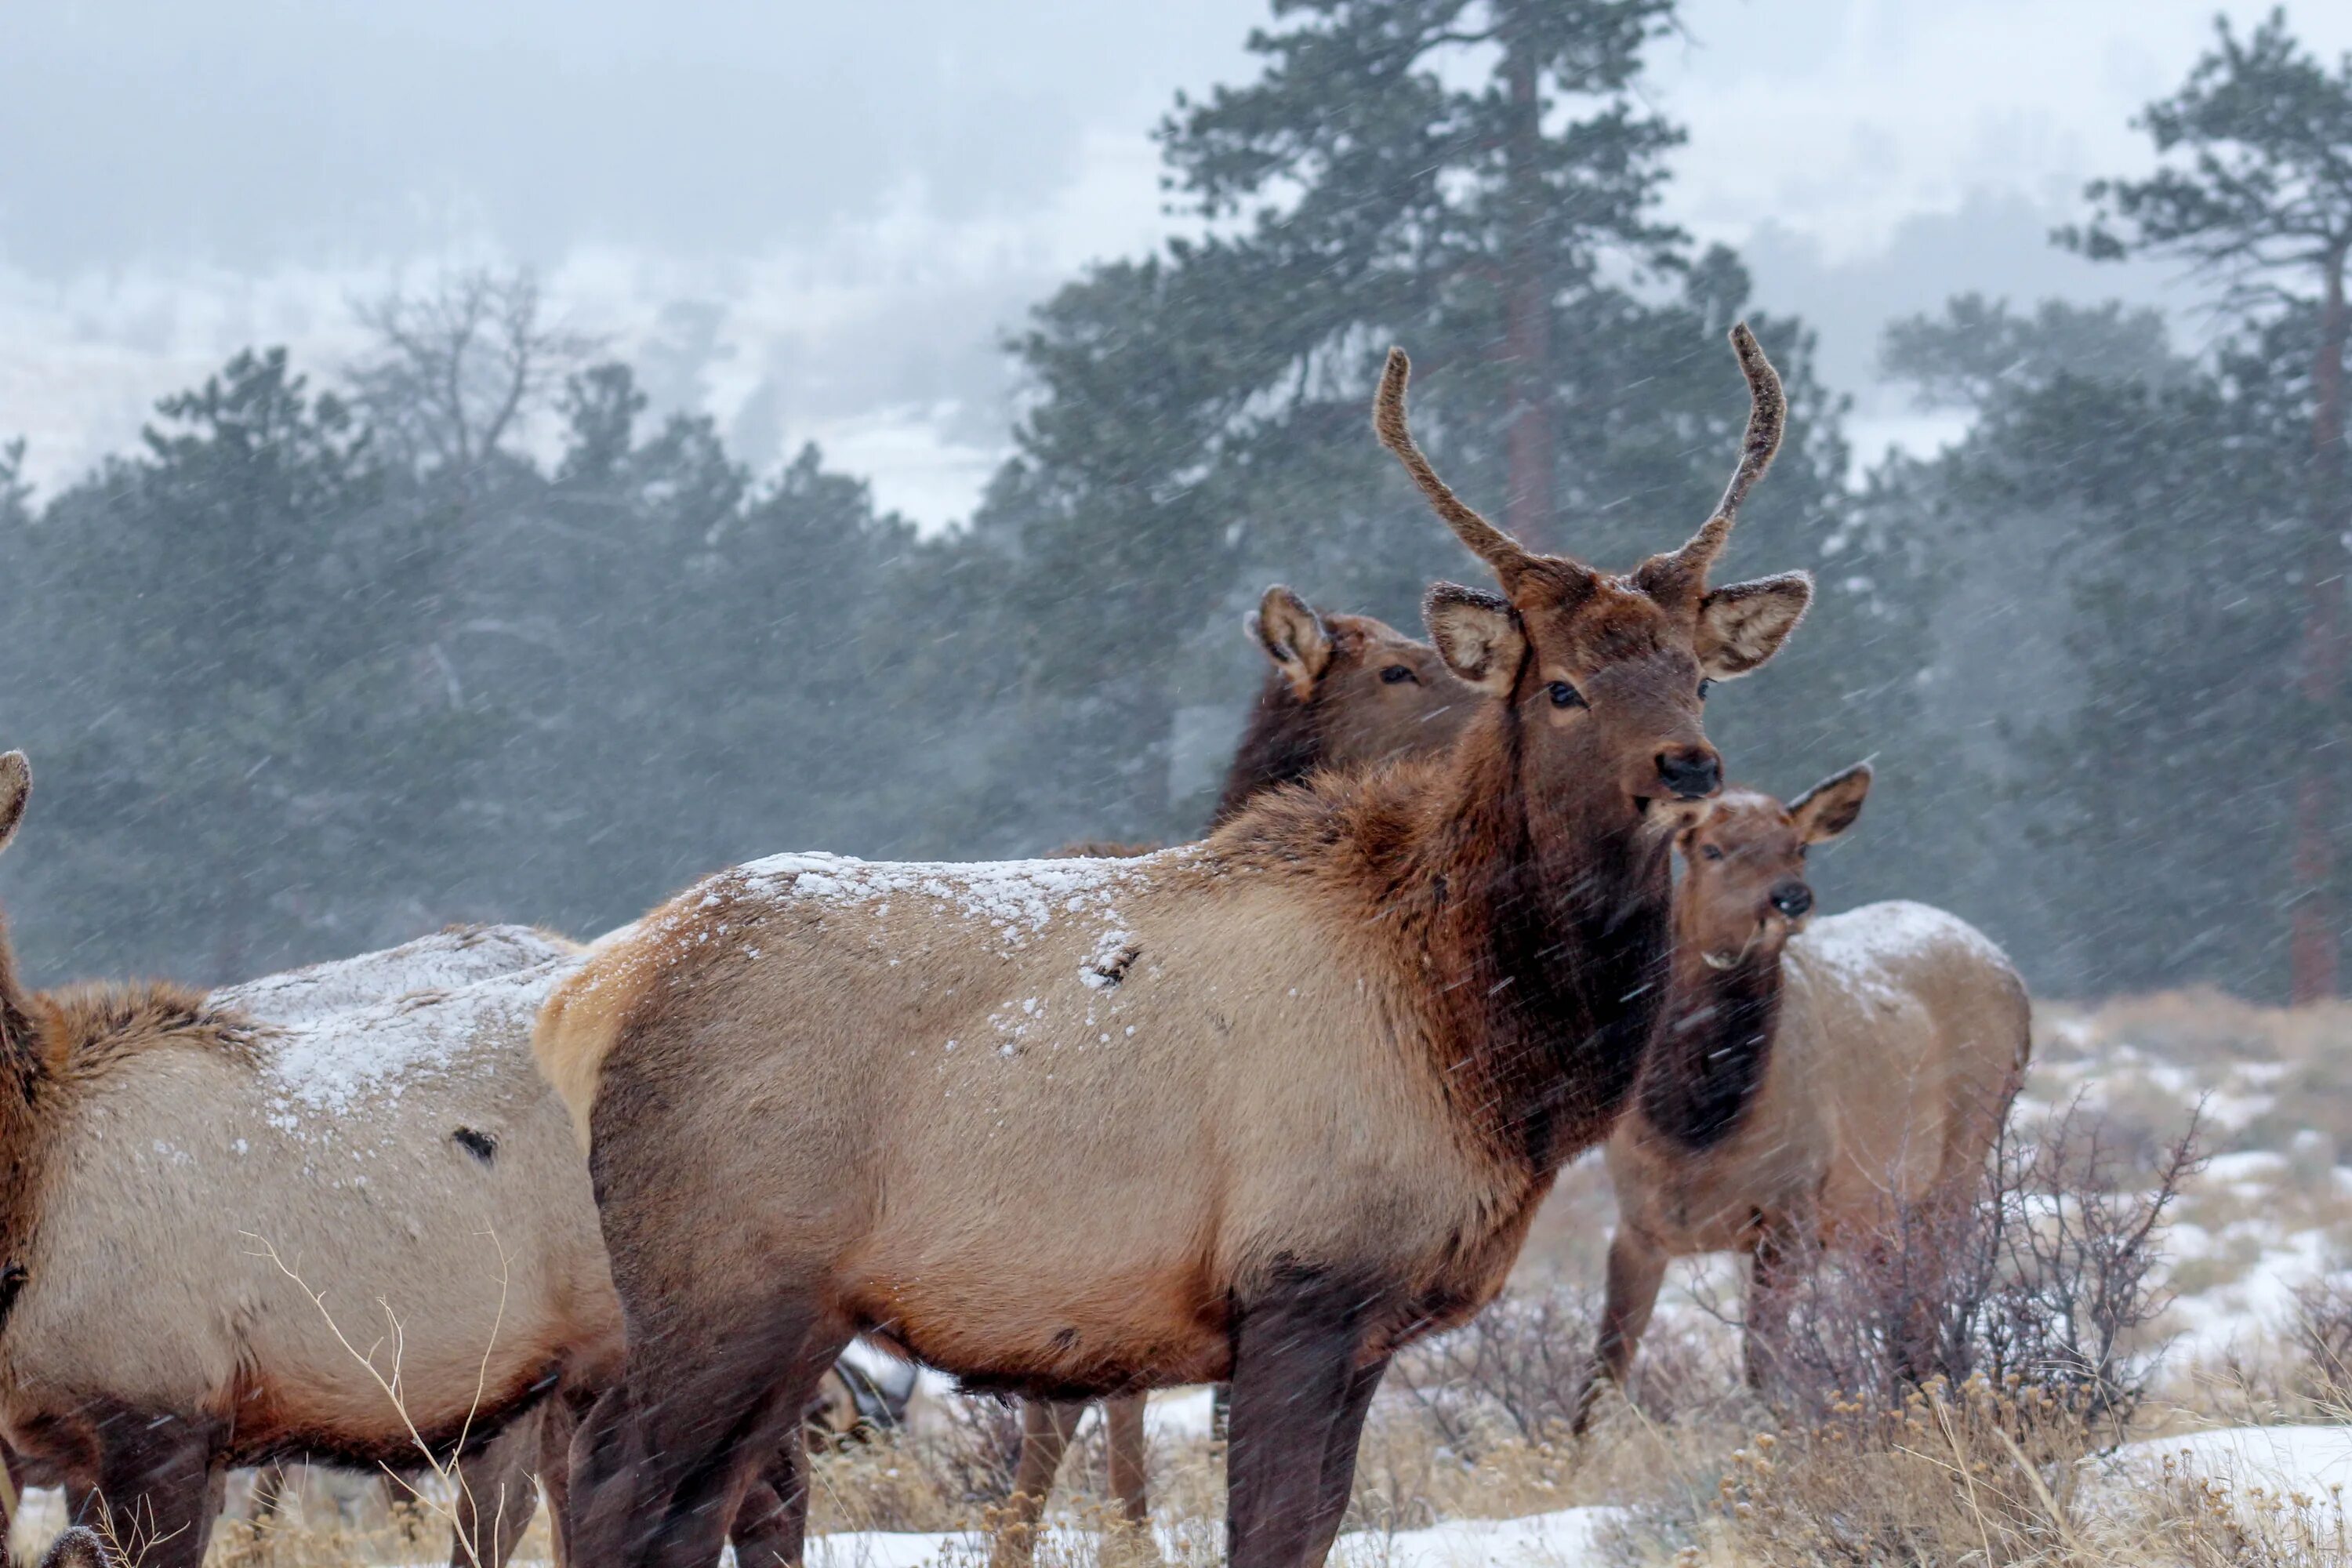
{"left": 1210, "top": 669, "right": 1325, "bottom": 827}
{"left": 1214, "top": 700, "right": 1677, "bottom": 1178}
{"left": 1637, "top": 936, "right": 1785, "bottom": 1152}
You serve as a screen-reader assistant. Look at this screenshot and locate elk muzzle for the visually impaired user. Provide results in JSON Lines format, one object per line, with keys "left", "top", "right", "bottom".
{"left": 1654, "top": 746, "right": 1722, "bottom": 801}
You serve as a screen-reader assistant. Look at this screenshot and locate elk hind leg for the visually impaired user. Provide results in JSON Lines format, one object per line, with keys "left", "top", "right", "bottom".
{"left": 449, "top": 1411, "right": 543, "bottom": 1568}
{"left": 628, "top": 1300, "right": 844, "bottom": 1568}
{"left": 1573, "top": 1229, "right": 1668, "bottom": 1435}
{"left": 78, "top": 1414, "right": 220, "bottom": 1568}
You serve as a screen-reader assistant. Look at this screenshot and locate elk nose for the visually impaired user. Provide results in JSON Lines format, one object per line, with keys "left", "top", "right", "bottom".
{"left": 1655, "top": 747, "right": 1722, "bottom": 800}
{"left": 1771, "top": 882, "right": 1813, "bottom": 918}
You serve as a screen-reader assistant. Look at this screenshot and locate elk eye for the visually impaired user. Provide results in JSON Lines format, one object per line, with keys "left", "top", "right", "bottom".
{"left": 1381, "top": 665, "right": 1417, "bottom": 685}
{"left": 1547, "top": 681, "right": 1585, "bottom": 710}
{"left": 1700, "top": 844, "right": 1725, "bottom": 862}
{"left": 1698, "top": 678, "right": 1715, "bottom": 701}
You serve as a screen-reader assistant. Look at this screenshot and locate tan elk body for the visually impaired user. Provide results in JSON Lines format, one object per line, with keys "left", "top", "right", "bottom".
{"left": 543, "top": 327, "right": 1817, "bottom": 1568}
{"left": 1576, "top": 776, "right": 2031, "bottom": 1424}
{"left": 0, "top": 810, "right": 621, "bottom": 1568}
{"left": 996, "top": 590, "right": 1475, "bottom": 1566}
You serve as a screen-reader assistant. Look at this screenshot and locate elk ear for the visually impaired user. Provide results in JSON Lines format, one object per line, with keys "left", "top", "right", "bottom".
{"left": 1789, "top": 761, "right": 1871, "bottom": 844}
{"left": 0, "top": 752, "right": 27, "bottom": 856}
{"left": 1250, "top": 585, "right": 1334, "bottom": 701}
{"left": 1423, "top": 583, "right": 1523, "bottom": 696}
{"left": 1696, "top": 572, "right": 1813, "bottom": 678}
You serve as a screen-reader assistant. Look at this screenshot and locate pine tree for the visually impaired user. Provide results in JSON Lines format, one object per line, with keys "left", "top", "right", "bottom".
{"left": 2062, "top": 8, "right": 2352, "bottom": 1000}
{"left": 975, "top": 0, "right": 1882, "bottom": 848}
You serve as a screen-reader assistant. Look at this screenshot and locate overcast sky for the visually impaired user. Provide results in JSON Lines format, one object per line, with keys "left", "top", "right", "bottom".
{"left": 5, "top": 0, "right": 2347, "bottom": 526}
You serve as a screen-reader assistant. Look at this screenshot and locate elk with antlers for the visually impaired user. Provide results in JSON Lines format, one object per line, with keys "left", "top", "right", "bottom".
{"left": 540, "top": 326, "right": 1812, "bottom": 1568}
{"left": 1570, "top": 771, "right": 2031, "bottom": 1431}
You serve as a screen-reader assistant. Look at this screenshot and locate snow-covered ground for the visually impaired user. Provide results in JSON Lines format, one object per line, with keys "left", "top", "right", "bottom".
{"left": 790, "top": 1506, "right": 1627, "bottom": 1568}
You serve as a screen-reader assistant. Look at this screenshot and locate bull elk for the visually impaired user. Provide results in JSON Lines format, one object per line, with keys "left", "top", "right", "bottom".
{"left": 540, "top": 325, "right": 1813, "bottom": 1568}
{"left": 1570, "top": 769, "right": 2031, "bottom": 1431}
{"left": 997, "top": 590, "right": 1475, "bottom": 1567}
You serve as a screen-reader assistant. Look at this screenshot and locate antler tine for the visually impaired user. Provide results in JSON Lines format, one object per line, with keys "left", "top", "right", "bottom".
{"left": 1715, "top": 321, "right": 1784, "bottom": 524}
{"left": 1374, "top": 348, "right": 1530, "bottom": 577}
{"left": 1667, "top": 323, "right": 1784, "bottom": 578}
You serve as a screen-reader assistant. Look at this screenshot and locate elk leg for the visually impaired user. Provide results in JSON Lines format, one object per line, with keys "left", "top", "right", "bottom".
{"left": 450, "top": 1413, "right": 542, "bottom": 1568}
{"left": 1301, "top": 1358, "right": 1388, "bottom": 1568}
{"left": 1105, "top": 1394, "right": 1149, "bottom": 1530}
{"left": 1573, "top": 1229, "right": 1669, "bottom": 1435}
{"left": 79, "top": 1415, "right": 220, "bottom": 1568}
{"left": 990, "top": 1401, "right": 1084, "bottom": 1568}
{"left": 536, "top": 1393, "right": 582, "bottom": 1568}
{"left": 1225, "top": 1273, "right": 1377, "bottom": 1568}
{"left": 727, "top": 1436, "right": 815, "bottom": 1568}
{"left": 2, "top": 1442, "right": 20, "bottom": 1561}
{"left": 616, "top": 1299, "right": 843, "bottom": 1568}
{"left": 1744, "top": 1219, "right": 1798, "bottom": 1393}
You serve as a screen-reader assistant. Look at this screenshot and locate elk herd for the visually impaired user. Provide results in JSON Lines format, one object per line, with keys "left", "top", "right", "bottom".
{"left": 0, "top": 328, "right": 2030, "bottom": 1568}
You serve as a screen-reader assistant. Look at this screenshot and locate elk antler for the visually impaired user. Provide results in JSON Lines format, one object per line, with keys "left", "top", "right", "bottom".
{"left": 1663, "top": 323, "right": 1785, "bottom": 578}
{"left": 1374, "top": 348, "right": 1531, "bottom": 579}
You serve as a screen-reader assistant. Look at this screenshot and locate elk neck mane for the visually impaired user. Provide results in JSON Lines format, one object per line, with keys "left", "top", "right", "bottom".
{"left": 1211, "top": 666, "right": 1325, "bottom": 826}
{"left": 0, "top": 910, "right": 253, "bottom": 1330}
{"left": 1212, "top": 695, "right": 1677, "bottom": 1177}
{"left": 1635, "top": 931, "right": 1786, "bottom": 1152}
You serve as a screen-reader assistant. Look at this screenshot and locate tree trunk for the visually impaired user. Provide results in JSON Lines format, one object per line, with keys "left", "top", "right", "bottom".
{"left": 2291, "top": 245, "right": 2349, "bottom": 1003}
{"left": 1500, "top": 9, "right": 1555, "bottom": 552}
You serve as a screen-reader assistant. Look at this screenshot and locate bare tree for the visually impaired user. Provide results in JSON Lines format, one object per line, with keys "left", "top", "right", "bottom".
{"left": 349, "top": 270, "right": 598, "bottom": 486}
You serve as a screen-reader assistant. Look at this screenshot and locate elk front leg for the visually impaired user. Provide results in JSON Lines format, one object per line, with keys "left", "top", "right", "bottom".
{"left": 1104, "top": 1393, "right": 1149, "bottom": 1530}
{"left": 1744, "top": 1218, "right": 1799, "bottom": 1394}
{"left": 1225, "top": 1273, "right": 1377, "bottom": 1568}
{"left": 990, "top": 1400, "right": 1085, "bottom": 1568}
{"left": 1573, "top": 1229, "right": 1668, "bottom": 1435}
{"left": 1301, "top": 1358, "right": 1388, "bottom": 1568}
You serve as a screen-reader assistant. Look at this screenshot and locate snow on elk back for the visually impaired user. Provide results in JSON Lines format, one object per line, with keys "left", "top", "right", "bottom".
{"left": 210, "top": 924, "right": 586, "bottom": 1134}
{"left": 564, "top": 850, "right": 1184, "bottom": 1008}
{"left": 1794, "top": 900, "right": 2014, "bottom": 1006}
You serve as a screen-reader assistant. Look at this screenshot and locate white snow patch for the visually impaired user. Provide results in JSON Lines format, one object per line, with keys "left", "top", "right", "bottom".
{"left": 1796, "top": 900, "right": 2008, "bottom": 1002}
{"left": 2092, "top": 1425, "right": 2352, "bottom": 1533}
{"left": 775, "top": 1506, "right": 1626, "bottom": 1568}
{"left": 731, "top": 850, "right": 1179, "bottom": 949}
{"left": 213, "top": 924, "right": 577, "bottom": 1024}
{"left": 212, "top": 927, "right": 587, "bottom": 1130}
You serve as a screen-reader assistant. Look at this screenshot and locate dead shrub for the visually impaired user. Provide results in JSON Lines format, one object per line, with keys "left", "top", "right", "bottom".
{"left": 2288, "top": 1273, "right": 2352, "bottom": 1414}
{"left": 1759, "top": 1096, "right": 2201, "bottom": 1442}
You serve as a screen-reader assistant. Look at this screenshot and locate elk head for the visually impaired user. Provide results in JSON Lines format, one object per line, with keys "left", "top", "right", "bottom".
{"left": 1247, "top": 585, "right": 1475, "bottom": 775}
{"left": 1376, "top": 325, "right": 1813, "bottom": 823}
{"left": 1675, "top": 764, "right": 1871, "bottom": 970}
{"left": 0, "top": 753, "right": 25, "bottom": 858}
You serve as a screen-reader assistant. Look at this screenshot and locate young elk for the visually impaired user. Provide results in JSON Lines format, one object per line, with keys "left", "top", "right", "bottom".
{"left": 540, "top": 323, "right": 1813, "bottom": 1568}
{"left": 1570, "top": 769, "right": 2031, "bottom": 1431}
{"left": 0, "top": 753, "right": 622, "bottom": 1568}
{"left": 997, "top": 593, "right": 1475, "bottom": 1568}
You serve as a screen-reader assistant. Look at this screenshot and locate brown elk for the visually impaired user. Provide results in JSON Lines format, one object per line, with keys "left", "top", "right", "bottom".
{"left": 540, "top": 324, "right": 1813, "bottom": 1568}
{"left": 0, "top": 751, "right": 623, "bottom": 1568}
{"left": 997, "top": 591, "right": 1475, "bottom": 1568}
{"left": 1570, "top": 769, "right": 2031, "bottom": 1431}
